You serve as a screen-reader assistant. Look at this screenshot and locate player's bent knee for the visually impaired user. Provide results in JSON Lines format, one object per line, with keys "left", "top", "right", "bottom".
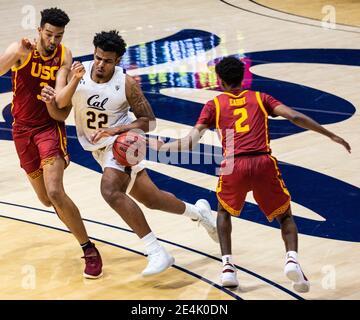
{"left": 101, "top": 188, "right": 126, "bottom": 206}
{"left": 217, "top": 211, "right": 231, "bottom": 229}
{"left": 217, "top": 205, "right": 231, "bottom": 218}
{"left": 46, "top": 188, "right": 66, "bottom": 205}
{"left": 38, "top": 196, "right": 52, "bottom": 207}
{"left": 276, "top": 209, "right": 293, "bottom": 224}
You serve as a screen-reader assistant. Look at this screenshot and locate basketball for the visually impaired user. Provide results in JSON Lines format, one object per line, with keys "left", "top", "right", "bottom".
{"left": 112, "top": 131, "right": 146, "bottom": 167}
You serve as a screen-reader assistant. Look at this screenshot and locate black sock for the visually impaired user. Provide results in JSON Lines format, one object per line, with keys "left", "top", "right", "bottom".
{"left": 81, "top": 240, "right": 94, "bottom": 253}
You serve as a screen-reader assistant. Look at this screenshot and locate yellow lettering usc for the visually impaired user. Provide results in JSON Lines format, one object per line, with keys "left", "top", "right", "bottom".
{"left": 31, "top": 62, "right": 59, "bottom": 81}
{"left": 31, "top": 63, "right": 59, "bottom": 101}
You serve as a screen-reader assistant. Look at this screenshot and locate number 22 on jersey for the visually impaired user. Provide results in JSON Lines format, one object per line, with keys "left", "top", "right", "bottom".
{"left": 86, "top": 111, "right": 108, "bottom": 129}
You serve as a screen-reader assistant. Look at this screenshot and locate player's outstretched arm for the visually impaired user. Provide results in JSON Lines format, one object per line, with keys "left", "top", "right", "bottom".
{"left": 0, "top": 39, "right": 34, "bottom": 76}
{"left": 151, "top": 124, "right": 208, "bottom": 152}
{"left": 273, "top": 104, "right": 351, "bottom": 153}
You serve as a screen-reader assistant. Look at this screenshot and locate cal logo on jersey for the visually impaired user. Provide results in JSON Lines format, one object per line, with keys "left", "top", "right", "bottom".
{"left": 30, "top": 62, "right": 59, "bottom": 81}
{"left": 87, "top": 94, "right": 108, "bottom": 111}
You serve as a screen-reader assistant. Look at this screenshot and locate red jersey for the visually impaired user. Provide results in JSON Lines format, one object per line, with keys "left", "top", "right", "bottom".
{"left": 11, "top": 44, "right": 65, "bottom": 128}
{"left": 196, "top": 89, "right": 282, "bottom": 156}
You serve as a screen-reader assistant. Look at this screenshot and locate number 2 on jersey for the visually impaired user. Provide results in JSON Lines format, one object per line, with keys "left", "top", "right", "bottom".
{"left": 86, "top": 111, "right": 108, "bottom": 129}
{"left": 233, "top": 108, "right": 250, "bottom": 133}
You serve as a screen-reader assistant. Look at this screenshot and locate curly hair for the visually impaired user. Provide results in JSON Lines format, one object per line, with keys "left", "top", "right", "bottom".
{"left": 40, "top": 7, "right": 70, "bottom": 28}
{"left": 93, "top": 30, "right": 127, "bottom": 58}
{"left": 215, "top": 56, "right": 245, "bottom": 87}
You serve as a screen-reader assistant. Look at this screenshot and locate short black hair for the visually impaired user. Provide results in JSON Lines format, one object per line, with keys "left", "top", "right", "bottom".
{"left": 215, "top": 56, "right": 245, "bottom": 87}
{"left": 93, "top": 30, "right": 127, "bottom": 58}
{"left": 40, "top": 8, "right": 70, "bottom": 28}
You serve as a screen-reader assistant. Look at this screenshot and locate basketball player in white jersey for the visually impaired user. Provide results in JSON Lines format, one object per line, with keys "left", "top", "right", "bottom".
{"left": 41, "top": 30, "right": 218, "bottom": 276}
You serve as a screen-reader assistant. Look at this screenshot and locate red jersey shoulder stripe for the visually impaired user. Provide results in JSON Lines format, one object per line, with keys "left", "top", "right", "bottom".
{"left": 255, "top": 91, "right": 270, "bottom": 151}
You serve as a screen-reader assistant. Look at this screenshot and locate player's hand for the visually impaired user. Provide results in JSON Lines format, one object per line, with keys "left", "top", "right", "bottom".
{"left": 17, "top": 38, "right": 35, "bottom": 56}
{"left": 91, "top": 127, "right": 118, "bottom": 144}
{"left": 41, "top": 85, "right": 56, "bottom": 104}
{"left": 147, "top": 136, "right": 165, "bottom": 151}
{"left": 71, "top": 61, "right": 86, "bottom": 79}
{"left": 330, "top": 134, "right": 351, "bottom": 153}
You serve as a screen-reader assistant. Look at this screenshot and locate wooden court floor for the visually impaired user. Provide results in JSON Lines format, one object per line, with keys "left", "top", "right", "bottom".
{"left": 0, "top": 0, "right": 359, "bottom": 300}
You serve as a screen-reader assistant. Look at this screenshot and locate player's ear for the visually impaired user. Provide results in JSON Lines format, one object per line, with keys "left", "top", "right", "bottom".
{"left": 115, "top": 56, "right": 121, "bottom": 65}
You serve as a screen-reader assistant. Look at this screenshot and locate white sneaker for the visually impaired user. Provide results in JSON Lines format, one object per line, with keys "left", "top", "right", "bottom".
{"left": 195, "top": 199, "right": 219, "bottom": 243}
{"left": 221, "top": 263, "right": 239, "bottom": 288}
{"left": 284, "top": 260, "right": 310, "bottom": 293}
{"left": 142, "top": 246, "right": 175, "bottom": 277}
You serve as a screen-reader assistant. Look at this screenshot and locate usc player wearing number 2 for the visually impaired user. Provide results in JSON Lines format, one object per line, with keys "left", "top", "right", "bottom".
{"left": 158, "top": 57, "right": 351, "bottom": 292}
{"left": 0, "top": 8, "right": 103, "bottom": 279}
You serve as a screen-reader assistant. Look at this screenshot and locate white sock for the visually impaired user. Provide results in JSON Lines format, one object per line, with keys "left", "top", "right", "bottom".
{"left": 141, "top": 232, "right": 161, "bottom": 255}
{"left": 286, "top": 251, "right": 298, "bottom": 262}
{"left": 222, "top": 255, "right": 233, "bottom": 266}
{"left": 182, "top": 202, "right": 201, "bottom": 220}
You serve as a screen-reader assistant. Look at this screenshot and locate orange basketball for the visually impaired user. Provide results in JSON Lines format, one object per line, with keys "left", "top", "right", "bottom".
{"left": 112, "top": 131, "right": 146, "bottom": 167}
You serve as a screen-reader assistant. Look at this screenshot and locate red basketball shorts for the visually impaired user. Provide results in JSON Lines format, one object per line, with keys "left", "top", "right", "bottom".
{"left": 13, "top": 122, "right": 69, "bottom": 179}
{"left": 216, "top": 154, "right": 291, "bottom": 222}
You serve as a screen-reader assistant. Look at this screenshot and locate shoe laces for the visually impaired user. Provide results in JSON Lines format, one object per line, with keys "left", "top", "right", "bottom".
{"left": 222, "top": 263, "right": 236, "bottom": 273}
{"left": 82, "top": 249, "right": 99, "bottom": 266}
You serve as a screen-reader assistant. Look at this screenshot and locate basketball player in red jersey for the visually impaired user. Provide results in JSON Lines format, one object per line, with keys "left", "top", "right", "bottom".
{"left": 0, "top": 8, "right": 102, "bottom": 279}
{"left": 157, "top": 57, "right": 351, "bottom": 292}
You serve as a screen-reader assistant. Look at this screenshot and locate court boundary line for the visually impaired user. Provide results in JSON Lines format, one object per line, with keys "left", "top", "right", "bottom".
{"left": 0, "top": 213, "right": 241, "bottom": 300}
{"left": 249, "top": 0, "right": 360, "bottom": 29}
{"left": 219, "top": 0, "right": 360, "bottom": 34}
{"left": 0, "top": 200, "right": 304, "bottom": 300}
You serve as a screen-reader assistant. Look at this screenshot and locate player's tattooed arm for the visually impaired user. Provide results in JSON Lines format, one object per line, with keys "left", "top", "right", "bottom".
{"left": 123, "top": 75, "right": 156, "bottom": 133}
{"left": 91, "top": 75, "right": 156, "bottom": 143}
